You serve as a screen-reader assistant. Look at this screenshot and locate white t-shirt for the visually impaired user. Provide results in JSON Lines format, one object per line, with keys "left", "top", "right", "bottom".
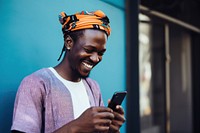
{"left": 49, "top": 67, "right": 90, "bottom": 119}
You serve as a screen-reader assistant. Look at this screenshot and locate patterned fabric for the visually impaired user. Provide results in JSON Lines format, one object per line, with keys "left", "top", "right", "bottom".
{"left": 11, "top": 68, "right": 104, "bottom": 133}
{"left": 59, "top": 10, "right": 111, "bottom": 36}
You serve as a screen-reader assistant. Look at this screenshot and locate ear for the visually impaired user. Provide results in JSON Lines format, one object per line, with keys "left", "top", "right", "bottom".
{"left": 64, "top": 35, "right": 73, "bottom": 51}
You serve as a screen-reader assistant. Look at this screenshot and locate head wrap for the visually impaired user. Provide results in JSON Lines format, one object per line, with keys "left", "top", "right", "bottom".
{"left": 59, "top": 10, "right": 111, "bottom": 36}
{"left": 57, "top": 10, "right": 111, "bottom": 61}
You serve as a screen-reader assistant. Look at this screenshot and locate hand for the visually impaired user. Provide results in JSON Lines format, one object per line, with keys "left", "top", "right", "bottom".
{"left": 73, "top": 106, "right": 115, "bottom": 132}
{"left": 108, "top": 100, "right": 126, "bottom": 133}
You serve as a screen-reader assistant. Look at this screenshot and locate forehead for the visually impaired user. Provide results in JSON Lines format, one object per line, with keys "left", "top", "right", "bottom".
{"left": 83, "top": 29, "right": 108, "bottom": 36}
{"left": 73, "top": 29, "right": 107, "bottom": 51}
{"left": 82, "top": 29, "right": 107, "bottom": 42}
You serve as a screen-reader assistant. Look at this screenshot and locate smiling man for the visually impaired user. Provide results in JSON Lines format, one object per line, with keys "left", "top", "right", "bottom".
{"left": 11, "top": 10, "right": 125, "bottom": 133}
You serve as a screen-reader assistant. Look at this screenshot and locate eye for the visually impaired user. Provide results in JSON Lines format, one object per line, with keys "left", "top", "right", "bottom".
{"left": 98, "top": 49, "right": 106, "bottom": 56}
{"left": 98, "top": 51, "right": 105, "bottom": 56}
{"left": 84, "top": 48, "right": 93, "bottom": 53}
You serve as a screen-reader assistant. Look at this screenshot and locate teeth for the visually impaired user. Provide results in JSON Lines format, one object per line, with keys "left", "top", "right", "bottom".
{"left": 82, "top": 62, "right": 93, "bottom": 69}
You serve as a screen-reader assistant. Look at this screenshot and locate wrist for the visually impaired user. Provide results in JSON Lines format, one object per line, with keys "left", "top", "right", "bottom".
{"left": 66, "top": 120, "right": 80, "bottom": 133}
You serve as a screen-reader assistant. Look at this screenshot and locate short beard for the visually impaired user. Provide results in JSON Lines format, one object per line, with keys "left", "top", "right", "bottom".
{"left": 72, "top": 68, "right": 90, "bottom": 79}
{"left": 79, "top": 72, "right": 90, "bottom": 79}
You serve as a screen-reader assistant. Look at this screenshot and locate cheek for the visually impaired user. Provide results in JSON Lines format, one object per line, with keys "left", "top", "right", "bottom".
{"left": 68, "top": 53, "right": 79, "bottom": 68}
{"left": 71, "top": 53, "right": 85, "bottom": 67}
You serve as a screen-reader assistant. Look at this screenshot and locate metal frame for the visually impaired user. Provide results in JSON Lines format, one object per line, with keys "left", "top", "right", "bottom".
{"left": 126, "top": 0, "right": 140, "bottom": 133}
{"left": 139, "top": 5, "right": 200, "bottom": 34}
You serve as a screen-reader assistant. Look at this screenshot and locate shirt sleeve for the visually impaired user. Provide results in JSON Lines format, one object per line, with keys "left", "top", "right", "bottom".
{"left": 11, "top": 74, "right": 45, "bottom": 133}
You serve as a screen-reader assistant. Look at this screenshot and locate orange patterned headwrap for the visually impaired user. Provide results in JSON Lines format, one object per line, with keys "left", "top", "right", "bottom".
{"left": 59, "top": 10, "right": 111, "bottom": 36}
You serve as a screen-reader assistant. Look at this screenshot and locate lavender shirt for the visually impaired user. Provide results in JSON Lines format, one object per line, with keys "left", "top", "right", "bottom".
{"left": 11, "top": 68, "right": 104, "bottom": 133}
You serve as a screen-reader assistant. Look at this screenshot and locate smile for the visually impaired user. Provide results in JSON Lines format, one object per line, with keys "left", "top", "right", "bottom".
{"left": 82, "top": 62, "right": 93, "bottom": 69}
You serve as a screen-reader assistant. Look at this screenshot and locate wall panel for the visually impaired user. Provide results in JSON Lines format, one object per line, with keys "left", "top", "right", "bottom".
{"left": 0, "top": 0, "right": 126, "bottom": 132}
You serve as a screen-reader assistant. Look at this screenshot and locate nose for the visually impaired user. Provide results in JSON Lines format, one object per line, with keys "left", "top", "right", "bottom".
{"left": 90, "top": 53, "right": 100, "bottom": 63}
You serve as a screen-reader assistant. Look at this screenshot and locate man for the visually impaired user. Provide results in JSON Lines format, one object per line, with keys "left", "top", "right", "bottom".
{"left": 11, "top": 10, "right": 125, "bottom": 133}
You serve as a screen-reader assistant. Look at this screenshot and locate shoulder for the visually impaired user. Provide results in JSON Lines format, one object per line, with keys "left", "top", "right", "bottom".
{"left": 21, "top": 68, "right": 53, "bottom": 84}
{"left": 18, "top": 68, "right": 54, "bottom": 93}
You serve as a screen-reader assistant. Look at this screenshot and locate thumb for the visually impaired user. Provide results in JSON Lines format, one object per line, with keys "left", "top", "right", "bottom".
{"left": 107, "top": 99, "right": 111, "bottom": 104}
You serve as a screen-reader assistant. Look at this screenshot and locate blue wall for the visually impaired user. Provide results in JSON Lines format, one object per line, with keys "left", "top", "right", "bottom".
{"left": 0, "top": 0, "right": 126, "bottom": 132}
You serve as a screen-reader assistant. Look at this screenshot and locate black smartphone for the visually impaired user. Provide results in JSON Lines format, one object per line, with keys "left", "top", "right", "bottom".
{"left": 108, "top": 91, "right": 127, "bottom": 111}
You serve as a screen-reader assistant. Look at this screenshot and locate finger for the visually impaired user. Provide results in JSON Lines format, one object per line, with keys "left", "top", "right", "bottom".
{"left": 109, "top": 123, "right": 120, "bottom": 132}
{"left": 94, "top": 119, "right": 112, "bottom": 126}
{"left": 109, "top": 119, "right": 124, "bottom": 132}
{"left": 96, "top": 112, "right": 115, "bottom": 120}
{"left": 115, "top": 105, "right": 125, "bottom": 114}
{"left": 107, "top": 99, "right": 111, "bottom": 104}
{"left": 93, "top": 120, "right": 114, "bottom": 132}
{"left": 95, "top": 106, "right": 113, "bottom": 113}
{"left": 94, "top": 124, "right": 110, "bottom": 132}
{"left": 113, "top": 111, "right": 125, "bottom": 122}
{"left": 111, "top": 119, "right": 124, "bottom": 127}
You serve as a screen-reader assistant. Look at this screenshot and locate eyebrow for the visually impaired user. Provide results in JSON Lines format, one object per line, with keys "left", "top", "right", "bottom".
{"left": 100, "top": 49, "right": 106, "bottom": 53}
{"left": 84, "top": 45, "right": 106, "bottom": 52}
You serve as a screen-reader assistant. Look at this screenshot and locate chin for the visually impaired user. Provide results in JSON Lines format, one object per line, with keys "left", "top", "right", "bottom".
{"left": 80, "top": 73, "right": 90, "bottom": 79}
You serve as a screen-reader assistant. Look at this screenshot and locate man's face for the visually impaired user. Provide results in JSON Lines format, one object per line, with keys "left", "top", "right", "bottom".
{"left": 68, "top": 29, "right": 107, "bottom": 78}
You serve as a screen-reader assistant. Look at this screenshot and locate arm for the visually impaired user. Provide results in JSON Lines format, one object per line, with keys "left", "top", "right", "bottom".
{"left": 11, "top": 75, "right": 44, "bottom": 133}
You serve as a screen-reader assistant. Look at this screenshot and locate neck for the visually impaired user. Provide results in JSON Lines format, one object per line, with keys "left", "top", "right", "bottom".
{"left": 54, "top": 58, "right": 81, "bottom": 82}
